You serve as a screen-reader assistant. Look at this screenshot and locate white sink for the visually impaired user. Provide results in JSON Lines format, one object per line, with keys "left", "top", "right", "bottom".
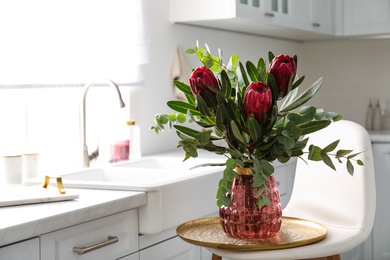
{"left": 57, "top": 154, "right": 225, "bottom": 234}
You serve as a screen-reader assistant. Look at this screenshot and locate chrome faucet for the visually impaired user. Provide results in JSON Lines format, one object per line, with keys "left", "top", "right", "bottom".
{"left": 81, "top": 79, "right": 125, "bottom": 167}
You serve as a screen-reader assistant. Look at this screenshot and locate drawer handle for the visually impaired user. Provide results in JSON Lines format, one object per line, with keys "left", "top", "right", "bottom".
{"left": 264, "top": 12, "right": 275, "bottom": 17}
{"left": 312, "top": 22, "right": 321, "bottom": 27}
{"left": 73, "top": 236, "right": 119, "bottom": 255}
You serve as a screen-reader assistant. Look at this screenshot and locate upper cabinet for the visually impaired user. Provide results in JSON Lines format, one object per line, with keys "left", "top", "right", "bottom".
{"left": 343, "top": 0, "right": 390, "bottom": 36}
{"left": 170, "top": 0, "right": 336, "bottom": 41}
{"left": 171, "top": 0, "right": 390, "bottom": 40}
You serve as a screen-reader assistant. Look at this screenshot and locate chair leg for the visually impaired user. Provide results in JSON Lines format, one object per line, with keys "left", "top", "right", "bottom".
{"left": 307, "top": 255, "right": 341, "bottom": 260}
{"left": 212, "top": 253, "right": 340, "bottom": 260}
{"left": 212, "top": 253, "right": 222, "bottom": 260}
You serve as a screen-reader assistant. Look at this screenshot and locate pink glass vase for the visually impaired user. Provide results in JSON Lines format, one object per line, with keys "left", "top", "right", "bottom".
{"left": 219, "top": 170, "right": 282, "bottom": 239}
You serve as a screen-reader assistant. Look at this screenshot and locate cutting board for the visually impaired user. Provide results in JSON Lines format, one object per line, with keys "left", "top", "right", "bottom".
{"left": 0, "top": 185, "right": 79, "bottom": 207}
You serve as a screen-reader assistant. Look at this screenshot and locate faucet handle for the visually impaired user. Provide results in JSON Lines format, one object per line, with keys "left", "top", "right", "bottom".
{"left": 88, "top": 147, "right": 99, "bottom": 162}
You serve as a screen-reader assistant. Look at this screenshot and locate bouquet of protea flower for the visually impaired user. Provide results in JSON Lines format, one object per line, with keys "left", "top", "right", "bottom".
{"left": 151, "top": 42, "right": 363, "bottom": 208}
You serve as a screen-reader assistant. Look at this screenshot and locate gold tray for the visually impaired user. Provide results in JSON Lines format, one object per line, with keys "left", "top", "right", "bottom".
{"left": 176, "top": 216, "right": 327, "bottom": 251}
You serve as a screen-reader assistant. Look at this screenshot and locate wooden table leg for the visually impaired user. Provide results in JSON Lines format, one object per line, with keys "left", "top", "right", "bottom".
{"left": 212, "top": 253, "right": 222, "bottom": 260}
{"left": 306, "top": 255, "right": 341, "bottom": 260}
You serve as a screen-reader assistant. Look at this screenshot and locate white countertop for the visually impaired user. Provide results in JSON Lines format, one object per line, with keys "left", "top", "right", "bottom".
{"left": 369, "top": 130, "right": 390, "bottom": 143}
{"left": 0, "top": 188, "right": 146, "bottom": 247}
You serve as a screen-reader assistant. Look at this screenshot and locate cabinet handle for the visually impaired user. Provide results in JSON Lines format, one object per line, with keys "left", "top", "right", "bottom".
{"left": 264, "top": 12, "right": 275, "bottom": 17}
{"left": 312, "top": 22, "right": 321, "bottom": 27}
{"left": 73, "top": 236, "right": 119, "bottom": 255}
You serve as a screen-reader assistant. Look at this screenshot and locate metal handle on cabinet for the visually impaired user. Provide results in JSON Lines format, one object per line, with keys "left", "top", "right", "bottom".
{"left": 312, "top": 22, "right": 321, "bottom": 27}
{"left": 264, "top": 12, "right": 275, "bottom": 17}
{"left": 73, "top": 236, "right": 119, "bottom": 255}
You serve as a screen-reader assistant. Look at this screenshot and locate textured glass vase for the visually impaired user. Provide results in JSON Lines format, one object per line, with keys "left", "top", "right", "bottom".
{"left": 219, "top": 169, "right": 282, "bottom": 239}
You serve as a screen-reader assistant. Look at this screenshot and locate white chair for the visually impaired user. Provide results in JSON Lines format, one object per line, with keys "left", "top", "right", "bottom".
{"left": 208, "top": 120, "right": 376, "bottom": 260}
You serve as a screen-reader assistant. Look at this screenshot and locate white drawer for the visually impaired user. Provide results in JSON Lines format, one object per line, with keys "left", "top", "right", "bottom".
{"left": 41, "top": 210, "right": 138, "bottom": 260}
{"left": 0, "top": 237, "right": 39, "bottom": 260}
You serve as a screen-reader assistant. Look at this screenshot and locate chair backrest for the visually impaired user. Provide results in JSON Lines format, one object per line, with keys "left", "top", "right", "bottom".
{"left": 286, "top": 120, "right": 376, "bottom": 230}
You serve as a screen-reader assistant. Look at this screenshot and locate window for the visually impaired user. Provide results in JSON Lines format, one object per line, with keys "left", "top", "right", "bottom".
{"left": 0, "top": 1, "right": 147, "bottom": 173}
{"left": 0, "top": 0, "right": 147, "bottom": 85}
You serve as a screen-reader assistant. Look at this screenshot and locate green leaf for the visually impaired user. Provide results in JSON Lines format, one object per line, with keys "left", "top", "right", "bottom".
{"left": 357, "top": 159, "right": 364, "bottom": 166}
{"left": 173, "top": 80, "right": 193, "bottom": 96}
{"left": 217, "top": 196, "right": 231, "bottom": 207}
{"left": 196, "top": 95, "right": 212, "bottom": 117}
{"left": 325, "top": 112, "right": 343, "bottom": 122}
{"left": 246, "top": 61, "right": 259, "bottom": 82}
{"left": 220, "top": 70, "right": 232, "bottom": 99}
{"left": 279, "top": 77, "right": 324, "bottom": 113}
{"left": 322, "top": 140, "right": 340, "bottom": 153}
{"left": 177, "top": 113, "right": 186, "bottom": 123}
{"left": 248, "top": 117, "right": 262, "bottom": 141}
{"left": 308, "top": 145, "right": 322, "bottom": 161}
{"left": 253, "top": 173, "right": 265, "bottom": 187}
{"left": 238, "top": 62, "right": 249, "bottom": 87}
{"left": 268, "top": 51, "right": 275, "bottom": 63}
{"left": 299, "top": 106, "right": 316, "bottom": 121}
{"left": 291, "top": 75, "right": 305, "bottom": 90}
{"left": 230, "top": 120, "right": 245, "bottom": 144}
{"left": 347, "top": 159, "right": 354, "bottom": 176}
{"left": 260, "top": 194, "right": 271, "bottom": 207}
{"left": 315, "top": 108, "right": 325, "bottom": 120}
{"left": 298, "top": 120, "right": 331, "bottom": 135}
{"left": 195, "top": 130, "right": 212, "bottom": 144}
{"left": 280, "top": 87, "right": 299, "bottom": 111}
{"left": 156, "top": 114, "right": 169, "bottom": 124}
{"left": 259, "top": 159, "right": 274, "bottom": 175}
{"left": 321, "top": 152, "right": 336, "bottom": 171}
{"left": 257, "top": 58, "right": 266, "bottom": 83}
{"left": 255, "top": 186, "right": 266, "bottom": 198}
{"left": 173, "top": 125, "right": 200, "bottom": 138}
{"left": 167, "top": 101, "right": 201, "bottom": 116}
{"left": 336, "top": 149, "right": 353, "bottom": 157}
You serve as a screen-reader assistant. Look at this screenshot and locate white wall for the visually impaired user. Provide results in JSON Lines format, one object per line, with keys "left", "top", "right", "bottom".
{"left": 7, "top": 0, "right": 387, "bottom": 171}
{"left": 299, "top": 38, "right": 390, "bottom": 127}
{"left": 137, "top": 0, "right": 301, "bottom": 156}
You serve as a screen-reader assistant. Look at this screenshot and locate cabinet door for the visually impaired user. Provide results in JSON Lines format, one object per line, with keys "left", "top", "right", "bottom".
{"left": 41, "top": 210, "right": 139, "bottom": 260}
{"left": 310, "top": 0, "right": 335, "bottom": 35}
{"left": 140, "top": 236, "right": 201, "bottom": 260}
{"left": 373, "top": 143, "right": 390, "bottom": 260}
{"left": 0, "top": 238, "right": 39, "bottom": 260}
{"left": 289, "top": 0, "right": 334, "bottom": 35}
{"left": 117, "top": 252, "right": 139, "bottom": 260}
{"left": 344, "top": 0, "right": 390, "bottom": 36}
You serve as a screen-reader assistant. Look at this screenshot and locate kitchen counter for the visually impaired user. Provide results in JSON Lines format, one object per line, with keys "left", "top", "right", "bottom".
{"left": 0, "top": 188, "right": 146, "bottom": 247}
{"left": 369, "top": 130, "right": 390, "bottom": 142}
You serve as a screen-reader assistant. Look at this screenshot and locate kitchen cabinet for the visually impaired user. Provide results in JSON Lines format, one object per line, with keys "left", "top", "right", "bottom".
{"left": 372, "top": 143, "right": 390, "bottom": 260}
{"left": 340, "top": 233, "right": 373, "bottom": 260}
{"left": 140, "top": 236, "right": 201, "bottom": 260}
{"left": 170, "top": 0, "right": 336, "bottom": 41}
{"left": 343, "top": 0, "right": 390, "bottom": 36}
{"left": 0, "top": 237, "right": 39, "bottom": 260}
{"left": 289, "top": 0, "right": 335, "bottom": 35}
{"left": 40, "top": 210, "right": 139, "bottom": 260}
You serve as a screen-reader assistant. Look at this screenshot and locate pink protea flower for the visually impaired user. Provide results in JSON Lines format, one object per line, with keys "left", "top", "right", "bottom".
{"left": 189, "top": 66, "right": 220, "bottom": 107}
{"left": 268, "top": 54, "right": 297, "bottom": 99}
{"left": 243, "top": 81, "right": 273, "bottom": 124}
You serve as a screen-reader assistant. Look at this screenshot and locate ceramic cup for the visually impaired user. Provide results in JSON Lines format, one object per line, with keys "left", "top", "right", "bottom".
{"left": 1, "top": 155, "right": 22, "bottom": 185}
{"left": 22, "top": 153, "right": 39, "bottom": 184}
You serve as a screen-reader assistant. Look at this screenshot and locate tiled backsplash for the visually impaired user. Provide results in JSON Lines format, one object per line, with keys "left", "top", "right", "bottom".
{"left": 300, "top": 38, "right": 390, "bottom": 127}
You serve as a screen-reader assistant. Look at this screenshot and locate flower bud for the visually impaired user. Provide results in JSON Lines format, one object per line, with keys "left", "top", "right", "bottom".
{"left": 268, "top": 54, "right": 297, "bottom": 99}
{"left": 243, "top": 82, "right": 273, "bottom": 124}
{"left": 189, "top": 66, "right": 220, "bottom": 107}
